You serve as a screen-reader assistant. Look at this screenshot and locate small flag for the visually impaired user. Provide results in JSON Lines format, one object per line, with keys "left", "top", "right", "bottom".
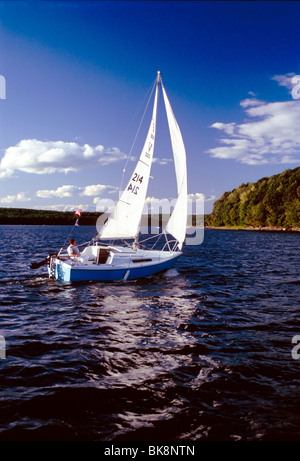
{"left": 74, "top": 219, "right": 79, "bottom": 227}
{"left": 75, "top": 208, "right": 82, "bottom": 216}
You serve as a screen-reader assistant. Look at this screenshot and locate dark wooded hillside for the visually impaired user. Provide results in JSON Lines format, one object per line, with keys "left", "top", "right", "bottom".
{"left": 206, "top": 167, "right": 300, "bottom": 228}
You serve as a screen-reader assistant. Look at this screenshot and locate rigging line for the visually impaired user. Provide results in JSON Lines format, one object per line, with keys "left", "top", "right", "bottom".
{"left": 118, "top": 78, "right": 157, "bottom": 194}
{"left": 58, "top": 226, "right": 76, "bottom": 255}
{"left": 118, "top": 79, "right": 155, "bottom": 145}
{"left": 138, "top": 232, "right": 164, "bottom": 244}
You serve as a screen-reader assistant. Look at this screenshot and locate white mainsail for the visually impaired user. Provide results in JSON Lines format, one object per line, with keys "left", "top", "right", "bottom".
{"left": 162, "top": 83, "right": 187, "bottom": 250}
{"left": 100, "top": 76, "right": 159, "bottom": 240}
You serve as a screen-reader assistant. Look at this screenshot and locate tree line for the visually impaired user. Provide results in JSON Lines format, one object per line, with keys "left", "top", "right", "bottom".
{"left": 206, "top": 166, "right": 300, "bottom": 228}
{"left": 0, "top": 208, "right": 99, "bottom": 225}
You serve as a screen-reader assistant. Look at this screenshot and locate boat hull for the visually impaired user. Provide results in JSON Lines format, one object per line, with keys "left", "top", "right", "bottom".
{"left": 48, "top": 248, "right": 181, "bottom": 282}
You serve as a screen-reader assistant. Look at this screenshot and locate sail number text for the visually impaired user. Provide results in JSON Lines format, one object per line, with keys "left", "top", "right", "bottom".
{"left": 127, "top": 173, "right": 143, "bottom": 195}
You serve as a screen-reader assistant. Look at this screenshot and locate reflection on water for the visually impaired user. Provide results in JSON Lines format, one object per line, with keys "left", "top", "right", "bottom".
{"left": 0, "top": 225, "right": 300, "bottom": 440}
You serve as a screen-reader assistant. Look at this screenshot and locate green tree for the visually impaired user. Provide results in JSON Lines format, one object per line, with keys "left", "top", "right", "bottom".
{"left": 208, "top": 166, "right": 300, "bottom": 228}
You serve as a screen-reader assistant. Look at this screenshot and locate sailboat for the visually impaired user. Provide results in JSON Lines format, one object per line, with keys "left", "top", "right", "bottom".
{"left": 48, "top": 71, "right": 187, "bottom": 282}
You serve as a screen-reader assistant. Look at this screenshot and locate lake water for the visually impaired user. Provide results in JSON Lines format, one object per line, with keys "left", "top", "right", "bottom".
{"left": 0, "top": 225, "right": 300, "bottom": 441}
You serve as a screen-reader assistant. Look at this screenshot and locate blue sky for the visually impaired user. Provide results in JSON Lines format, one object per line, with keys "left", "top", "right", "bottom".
{"left": 0, "top": 0, "right": 300, "bottom": 214}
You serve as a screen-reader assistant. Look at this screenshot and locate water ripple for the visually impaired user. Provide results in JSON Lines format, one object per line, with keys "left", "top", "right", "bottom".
{"left": 0, "top": 226, "right": 299, "bottom": 440}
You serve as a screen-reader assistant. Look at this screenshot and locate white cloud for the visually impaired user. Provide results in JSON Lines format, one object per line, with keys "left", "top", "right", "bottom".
{"left": 33, "top": 204, "right": 93, "bottom": 212}
{"left": 210, "top": 122, "right": 237, "bottom": 136}
{"left": 0, "top": 139, "right": 126, "bottom": 178}
{"left": 272, "top": 72, "right": 296, "bottom": 91}
{"left": 36, "top": 185, "right": 77, "bottom": 198}
{"left": 0, "top": 192, "right": 31, "bottom": 204}
{"left": 240, "top": 98, "right": 265, "bottom": 108}
{"left": 82, "top": 184, "right": 111, "bottom": 196}
{"left": 207, "top": 97, "right": 300, "bottom": 165}
{"left": 36, "top": 184, "right": 117, "bottom": 199}
{"left": 204, "top": 195, "right": 217, "bottom": 202}
{"left": 188, "top": 192, "right": 205, "bottom": 201}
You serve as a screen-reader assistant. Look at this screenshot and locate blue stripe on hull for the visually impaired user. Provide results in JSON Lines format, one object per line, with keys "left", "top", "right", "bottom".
{"left": 53, "top": 256, "right": 179, "bottom": 282}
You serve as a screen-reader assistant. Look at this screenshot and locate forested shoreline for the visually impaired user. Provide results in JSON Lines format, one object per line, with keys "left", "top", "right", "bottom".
{"left": 206, "top": 166, "right": 300, "bottom": 229}
{"left": 0, "top": 208, "right": 99, "bottom": 225}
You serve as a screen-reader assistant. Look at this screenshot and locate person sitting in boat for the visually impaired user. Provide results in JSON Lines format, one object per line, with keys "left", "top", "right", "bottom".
{"left": 67, "top": 239, "right": 81, "bottom": 258}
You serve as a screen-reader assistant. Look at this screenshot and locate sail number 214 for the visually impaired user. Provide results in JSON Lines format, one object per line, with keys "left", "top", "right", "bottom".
{"left": 127, "top": 173, "right": 143, "bottom": 194}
